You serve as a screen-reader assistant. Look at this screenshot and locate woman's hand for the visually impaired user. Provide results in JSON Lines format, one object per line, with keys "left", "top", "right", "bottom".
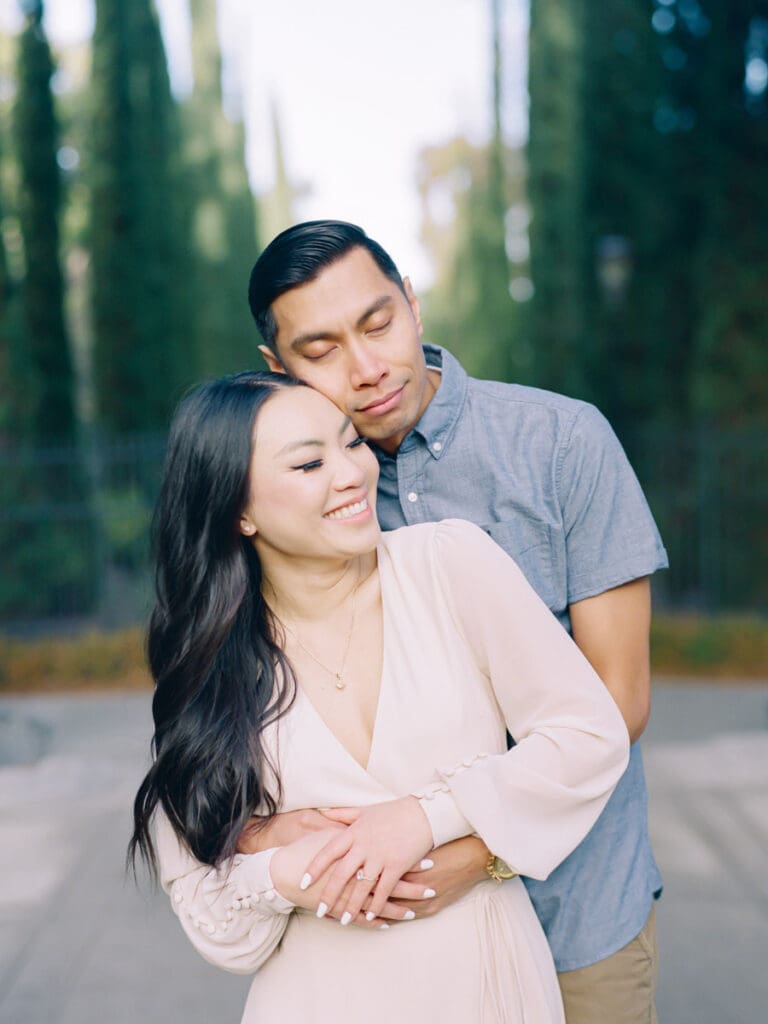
{"left": 296, "top": 797, "right": 434, "bottom": 925}
{"left": 269, "top": 828, "right": 431, "bottom": 928}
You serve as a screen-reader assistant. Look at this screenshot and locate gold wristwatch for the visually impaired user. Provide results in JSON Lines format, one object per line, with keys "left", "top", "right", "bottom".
{"left": 486, "top": 853, "right": 517, "bottom": 882}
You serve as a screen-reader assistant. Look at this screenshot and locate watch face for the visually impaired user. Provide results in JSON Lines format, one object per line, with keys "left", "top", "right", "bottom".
{"left": 493, "top": 857, "right": 516, "bottom": 879}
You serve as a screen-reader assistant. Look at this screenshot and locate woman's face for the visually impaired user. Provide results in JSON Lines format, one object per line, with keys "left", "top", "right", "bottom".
{"left": 240, "top": 386, "right": 381, "bottom": 563}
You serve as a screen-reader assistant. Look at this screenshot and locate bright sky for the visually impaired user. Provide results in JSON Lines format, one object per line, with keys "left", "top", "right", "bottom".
{"left": 1, "top": 0, "right": 529, "bottom": 289}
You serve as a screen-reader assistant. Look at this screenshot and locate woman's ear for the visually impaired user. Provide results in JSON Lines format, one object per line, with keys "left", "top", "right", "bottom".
{"left": 239, "top": 516, "right": 256, "bottom": 537}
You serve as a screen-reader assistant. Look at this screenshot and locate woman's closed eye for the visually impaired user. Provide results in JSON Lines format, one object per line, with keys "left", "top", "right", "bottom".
{"left": 292, "top": 437, "right": 366, "bottom": 471}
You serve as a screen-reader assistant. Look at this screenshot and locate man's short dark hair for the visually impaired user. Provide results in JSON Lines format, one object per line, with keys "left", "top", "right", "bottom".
{"left": 247, "top": 220, "right": 405, "bottom": 351}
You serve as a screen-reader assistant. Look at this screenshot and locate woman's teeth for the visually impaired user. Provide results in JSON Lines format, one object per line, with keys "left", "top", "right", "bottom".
{"left": 324, "top": 498, "right": 368, "bottom": 521}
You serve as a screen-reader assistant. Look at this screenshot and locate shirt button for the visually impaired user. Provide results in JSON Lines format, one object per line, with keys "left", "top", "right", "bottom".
{"left": 407, "top": 492, "right": 418, "bottom": 502}
{"left": 432, "top": 441, "right": 442, "bottom": 452}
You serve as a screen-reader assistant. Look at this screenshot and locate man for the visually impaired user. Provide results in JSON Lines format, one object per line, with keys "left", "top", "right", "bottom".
{"left": 244, "top": 220, "right": 667, "bottom": 1023}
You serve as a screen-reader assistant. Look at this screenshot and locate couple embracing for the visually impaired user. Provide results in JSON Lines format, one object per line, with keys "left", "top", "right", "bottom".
{"left": 131, "top": 221, "right": 667, "bottom": 1023}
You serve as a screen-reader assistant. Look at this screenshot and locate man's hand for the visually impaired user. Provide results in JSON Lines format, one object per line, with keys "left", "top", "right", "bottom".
{"left": 237, "top": 809, "right": 344, "bottom": 854}
{"left": 389, "top": 835, "right": 490, "bottom": 919}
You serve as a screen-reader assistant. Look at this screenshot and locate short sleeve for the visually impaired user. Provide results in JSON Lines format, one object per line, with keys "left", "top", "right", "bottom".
{"left": 557, "top": 404, "right": 668, "bottom": 603}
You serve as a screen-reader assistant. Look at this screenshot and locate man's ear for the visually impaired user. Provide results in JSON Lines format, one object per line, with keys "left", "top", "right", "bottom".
{"left": 258, "top": 344, "right": 285, "bottom": 374}
{"left": 402, "top": 277, "right": 423, "bottom": 340}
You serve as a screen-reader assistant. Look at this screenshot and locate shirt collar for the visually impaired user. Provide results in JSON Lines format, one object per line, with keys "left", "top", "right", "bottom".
{"left": 377, "top": 344, "right": 468, "bottom": 460}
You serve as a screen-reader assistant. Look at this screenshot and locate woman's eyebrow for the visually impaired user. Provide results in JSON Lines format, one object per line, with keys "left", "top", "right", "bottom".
{"left": 274, "top": 416, "right": 352, "bottom": 458}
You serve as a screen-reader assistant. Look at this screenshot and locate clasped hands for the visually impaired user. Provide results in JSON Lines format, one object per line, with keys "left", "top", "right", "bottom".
{"left": 238, "top": 801, "right": 489, "bottom": 930}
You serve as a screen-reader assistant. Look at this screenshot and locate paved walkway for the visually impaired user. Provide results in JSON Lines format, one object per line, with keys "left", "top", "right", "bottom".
{"left": 0, "top": 681, "right": 766, "bottom": 1023}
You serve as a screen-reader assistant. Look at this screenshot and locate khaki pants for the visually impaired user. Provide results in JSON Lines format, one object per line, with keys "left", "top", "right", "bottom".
{"left": 557, "top": 905, "right": 659, "bottom": 1024}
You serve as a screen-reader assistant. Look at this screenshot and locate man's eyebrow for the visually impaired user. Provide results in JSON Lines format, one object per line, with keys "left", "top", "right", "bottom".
{"left": 274, "top": 416, "right": 352, "bottom": 458}
{"left": 289, "top": 296, "right": 394, "bottom": 350}
{"left": 355, "top": 295, "right": 393, "bottom": 328}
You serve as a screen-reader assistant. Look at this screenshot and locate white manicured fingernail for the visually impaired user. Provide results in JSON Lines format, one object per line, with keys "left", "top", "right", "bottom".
{"left": 379, "top": 923, "right": 390, "bottom": 930}
{"left": 403, "top": 910, "right": 416, "bottom": 920}
{"left": 316, "top": 902, "right": 328, "bottom": 919}
{"left": 365, "top": 911, "right": 376, "bottom": 922}
{"left": 419, "top": 859, "right": 434, "bottom": 870}
{"left": 423, "top": 888, "right": 436, "bottom": 898}
{"left": 300, "top": 873, "right": 312, "bottom": 891}
{"left": 340, "top": 912, "right": 352, "bottom": 926}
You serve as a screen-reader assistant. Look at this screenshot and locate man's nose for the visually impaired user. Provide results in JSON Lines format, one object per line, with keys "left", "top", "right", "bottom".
{"left": 348, "top": 341, "right": 388, "bottom": 388}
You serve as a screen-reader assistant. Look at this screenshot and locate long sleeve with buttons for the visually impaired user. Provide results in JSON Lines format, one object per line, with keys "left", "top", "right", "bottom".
{"left": 411, "top": 519, "right": 630, "bottom": 880}
{"left": 155, "top": 812, "right": 293, "bottom": 975}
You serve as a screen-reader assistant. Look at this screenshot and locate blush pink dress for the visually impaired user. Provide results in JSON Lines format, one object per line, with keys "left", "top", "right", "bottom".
{"left": 156, "top": 519, "right": 629, "bottom": 1023}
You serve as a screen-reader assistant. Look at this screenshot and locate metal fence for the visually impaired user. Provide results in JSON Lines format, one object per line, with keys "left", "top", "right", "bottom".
{"left": 0, "top": 426, "right": 765, "bottom": 633}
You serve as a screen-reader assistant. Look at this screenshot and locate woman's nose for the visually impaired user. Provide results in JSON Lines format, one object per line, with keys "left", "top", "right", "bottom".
{"left": 333, "top": 450, "right": 367, "bottom": 489}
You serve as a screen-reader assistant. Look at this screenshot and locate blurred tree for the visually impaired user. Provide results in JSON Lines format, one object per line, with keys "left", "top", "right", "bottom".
{"left": 529, "top": 0, "right": 768, "bottom": 436}
{"left": 577, "top": 0, "right": 684, "bottom": 437}
{"left": 527, "top": 0, "right": 588, "bottom": 399}
{"left": 90, "top": 0, "right": 189, "bottom": 433}
{"left": 184, "top": 0, "right": 259, "bottom": 377}
{"left": 258, "top": 98, "right": 308, "bottom": 245}
{"left": 418, "top": 138, "right": 525, "bottom": 382}
{"left": 12, "top": 0, "right": 76, "bottom": 444}
{"left": 0, "top": 156, "right": 22, "bottom": 439}
{"left": 419, "top": 0, "right": 522, "bottom": 383}
{"left": 690, "top": 2, "right": 768, "bottom": 428}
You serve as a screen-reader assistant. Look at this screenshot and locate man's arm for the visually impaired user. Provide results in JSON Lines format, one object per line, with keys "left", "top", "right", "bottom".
{"left": 569, "top": 576, "right": 652, "bottom": 743}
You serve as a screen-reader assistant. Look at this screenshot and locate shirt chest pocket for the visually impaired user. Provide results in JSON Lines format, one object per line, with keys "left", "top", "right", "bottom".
{"left": 480, "top": 518, "right": 564, "bottom": 615}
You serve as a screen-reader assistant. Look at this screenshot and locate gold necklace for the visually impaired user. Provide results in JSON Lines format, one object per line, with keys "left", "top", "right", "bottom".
{"left": 278, "top": 564, "right": 363, "bottom": 691}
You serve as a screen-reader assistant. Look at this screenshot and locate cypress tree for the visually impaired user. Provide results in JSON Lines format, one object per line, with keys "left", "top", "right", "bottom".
{"left": 690, "top": 1, "right": 768, "bottom": 428}
{"left": 90, "top": 0, "right": 187, "bottom": 433}
{"left": 184, "top": 0, "right": 259, "bottom": 378}
{"left": 526, "top": 0, "right": 588, "bottom": 399}
{"left": 12, "top": 0, "right": 76, "bottom": 443}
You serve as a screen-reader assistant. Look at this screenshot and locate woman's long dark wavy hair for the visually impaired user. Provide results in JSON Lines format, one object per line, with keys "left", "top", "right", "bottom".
{"left": 128, "top": 370, "right": 305, "bottom": 876}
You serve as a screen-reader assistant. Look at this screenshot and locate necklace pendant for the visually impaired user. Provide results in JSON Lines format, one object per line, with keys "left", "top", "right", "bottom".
{"left": 335, "top": 676, "right": 346, "bottom": 691}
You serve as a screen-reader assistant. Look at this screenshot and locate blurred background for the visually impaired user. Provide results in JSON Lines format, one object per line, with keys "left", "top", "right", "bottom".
{"left": 0, "top": 0, "right": 766, "bottom": 637}
{"left": 0, "top": 4, "right": 766, "bottom": 1022}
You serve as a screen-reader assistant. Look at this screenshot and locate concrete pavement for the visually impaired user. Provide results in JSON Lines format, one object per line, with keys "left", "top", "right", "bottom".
{"left": 0, "top": 682, "right": 766, "bottom": 1023}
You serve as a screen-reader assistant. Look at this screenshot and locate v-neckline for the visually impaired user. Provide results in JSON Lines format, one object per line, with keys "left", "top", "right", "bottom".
{"left": 292, "top": 542, "right": 390, "bottom": 775}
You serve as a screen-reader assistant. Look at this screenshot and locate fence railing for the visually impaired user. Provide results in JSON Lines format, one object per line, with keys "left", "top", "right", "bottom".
{"left": 0, "top": 426, "right": 765, "bottom": 633}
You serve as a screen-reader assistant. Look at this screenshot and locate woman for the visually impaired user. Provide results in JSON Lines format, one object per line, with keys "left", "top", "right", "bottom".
{"left": 130, "top": 370, "right": 629, "bottom": 1023}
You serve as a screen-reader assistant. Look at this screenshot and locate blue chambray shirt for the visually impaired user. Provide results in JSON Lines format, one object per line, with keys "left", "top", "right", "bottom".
{"left": 374, "top": 344, "right": 667, "bottom": 972}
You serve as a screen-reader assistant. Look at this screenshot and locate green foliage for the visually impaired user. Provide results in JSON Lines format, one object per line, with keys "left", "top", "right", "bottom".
{"left": 89, "top": 0, "right": 192, "bottom": 432}
{"left": 182, "top": 0, "right": 259, "bottom": 378}
{"left": 0, "top": 443, "right": 98, "bottom": 618}
{"left": 689, "top": 2, "right": 768, "bottom": 428}
{"left": 0, "top": 626, "right": 149, "bottom": 693}
{"left": 526, "top": 0, "right": 588, "bottom": 399}
{"left": 651, "top": 613, "right": 768, "bottom": 678}
{"left": 421, "top": 143, "right": 521, "bottom": 381}
{"left": 418, "top": 1, "right": 526, "bottom": 384}
{"left": 98, "top": 485, "right": 152, "bottom": 571}
{"left": 527, "top": 0, "right": 768, "bottom": 435}
{"left": 12, "top": 1, "right": 76, "bottom": 444}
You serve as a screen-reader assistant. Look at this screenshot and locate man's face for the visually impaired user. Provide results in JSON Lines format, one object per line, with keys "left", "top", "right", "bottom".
{"left": 260, "top": 247, "right": 436, "bottom": 454}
